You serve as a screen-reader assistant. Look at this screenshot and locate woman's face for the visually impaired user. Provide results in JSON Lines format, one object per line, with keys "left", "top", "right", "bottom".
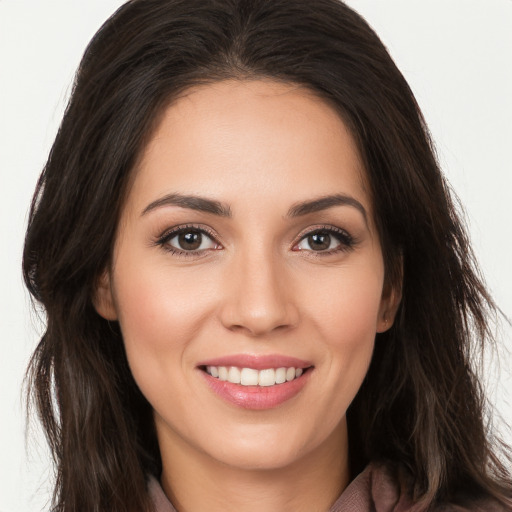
{"left": 95, "top": 80, "right": 397, "bottom": 473}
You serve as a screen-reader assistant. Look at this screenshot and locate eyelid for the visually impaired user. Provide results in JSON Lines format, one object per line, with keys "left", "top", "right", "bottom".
{"left": 153, "top": 223, "right": 356, "bottom": 257}
{"left": 154, "top": 224, "right": 223, "bottom": 256}
{"left": 292, "top": 224, "right": 356, "bottom": 253}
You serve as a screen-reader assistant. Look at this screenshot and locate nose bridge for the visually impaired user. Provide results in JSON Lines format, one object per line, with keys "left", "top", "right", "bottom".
{"left": 220, "top": 242, "right": 296, "bottom": 336}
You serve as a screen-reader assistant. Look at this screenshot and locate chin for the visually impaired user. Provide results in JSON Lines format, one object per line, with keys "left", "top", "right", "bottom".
{"left": 209, "top": 441, "right": 308, "bottom": 472}
{"left": 198, "top": 418, "right": 344, "bottom": 473}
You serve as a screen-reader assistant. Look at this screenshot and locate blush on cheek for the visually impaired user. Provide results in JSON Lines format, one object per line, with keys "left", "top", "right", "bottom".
{"left": 114, "top": 268, "right": 222, "bottom": 397}
{"left": 318, "top": 281, "right": 383, "bottom": 339}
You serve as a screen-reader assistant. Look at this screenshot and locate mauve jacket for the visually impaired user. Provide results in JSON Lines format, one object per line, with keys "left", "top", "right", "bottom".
{"left": 148, "top": 463, "right": 509, "bottom": 511}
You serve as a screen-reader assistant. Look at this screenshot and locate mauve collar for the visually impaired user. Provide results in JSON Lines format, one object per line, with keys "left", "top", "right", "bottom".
{"left": 147, "top": 463, "right": 414, "bottom": 512}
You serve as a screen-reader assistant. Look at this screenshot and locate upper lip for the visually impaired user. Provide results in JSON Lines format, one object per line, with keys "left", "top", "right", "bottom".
{"left": 197, "top": 354, "right": 313, "bottom": 370}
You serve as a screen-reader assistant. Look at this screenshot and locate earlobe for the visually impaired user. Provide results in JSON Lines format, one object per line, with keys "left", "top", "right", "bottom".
{"left": 92, "top": 270, "right": 118, "bottom": 321}
{"left": 376, "top": 288, "right": 401, "bottom": 333}
{"left": 377, "top": 255, "right": 403, "bottom": 333}
{"left": 376, "top": 277, "right": 403, "bottom": 333}
{"left": 376, "top": 311, "right": 392, "bottom": 333}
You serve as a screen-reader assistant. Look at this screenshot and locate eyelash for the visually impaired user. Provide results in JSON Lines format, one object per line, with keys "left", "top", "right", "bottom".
{"left": 293, "top": 225, "right": 356, "bottom": 256}
{"left": 155, "top": 224, "right": 221, "bottom": 258}
{"left": 154, "top": 224, "right": 357, "bottom": 257}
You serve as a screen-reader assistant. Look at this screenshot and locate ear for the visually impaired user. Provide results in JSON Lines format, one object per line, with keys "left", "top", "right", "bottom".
{"left": 376, "top": 260, "right": 403, "bottom": 333}
{"left": 92, "top": 270, "right": 118, "bottom": 321}
{"left": 376, "top": 285, "right": 401, "bottom": 333}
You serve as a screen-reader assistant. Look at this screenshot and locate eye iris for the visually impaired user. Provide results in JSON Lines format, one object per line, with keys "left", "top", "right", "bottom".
{"left": 178, "top": 231, "right": 202, "bottom": 250}
{"left": 308, "top": 232, "right": 330, "bottom": 251}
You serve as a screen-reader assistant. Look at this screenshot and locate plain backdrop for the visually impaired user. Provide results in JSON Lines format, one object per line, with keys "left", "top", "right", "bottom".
{"left": 1, "top": 1, "right": 511, "bottom": 510}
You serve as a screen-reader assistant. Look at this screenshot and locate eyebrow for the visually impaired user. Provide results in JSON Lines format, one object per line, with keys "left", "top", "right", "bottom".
{"left": 141, "top": 193, "right": 232, "bottom": 217}
{"left": 141, "top": 192, "right": 367, "bottom": 223}
{"left": 287, "top": 194, "right": 368, "bottom": 224}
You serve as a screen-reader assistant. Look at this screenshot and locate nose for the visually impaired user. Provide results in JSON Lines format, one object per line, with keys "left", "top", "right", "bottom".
{"left": 219, "top": 248, "right": 299, "bottom": 337}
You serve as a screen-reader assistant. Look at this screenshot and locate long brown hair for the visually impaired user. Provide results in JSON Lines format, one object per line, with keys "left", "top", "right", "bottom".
{"left": 23, "top": 0, "right": 511, "bottom": 510}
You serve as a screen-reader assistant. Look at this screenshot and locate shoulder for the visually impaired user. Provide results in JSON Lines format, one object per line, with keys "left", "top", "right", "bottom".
{"left": 435, "top": 501, "right": 511, "bottom": 512}
{"left": 434, "top": 494, "right": 512, "bottom": 512}
{"left": 330, "top": 463, "right": 511, "bottom": 512}
{"left": 329, "top": 463, "right": 414, "bottom": 511}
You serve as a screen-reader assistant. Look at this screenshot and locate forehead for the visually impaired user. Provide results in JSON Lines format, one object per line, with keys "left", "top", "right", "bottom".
{"left": 129, "top": 79, "right": 370, "bottom": 217}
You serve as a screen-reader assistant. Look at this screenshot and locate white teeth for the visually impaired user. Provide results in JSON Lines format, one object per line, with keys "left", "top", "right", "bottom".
{"left": 240, "top": 368, "right": 259, "bottom": 386}
{"left": 228, "top": 366, "right": 241, "bottom": 384}
{"left": 259, "top": 368, "right": 275, "bottom": 387}
{"left": 218, "top": 366, "right": 228, "bottom": 381}
{"left": 206, "top": 365, "right": 307, "bottom": 386}
{"left": 275, "top": 367, "right": 286, "bottom": 384}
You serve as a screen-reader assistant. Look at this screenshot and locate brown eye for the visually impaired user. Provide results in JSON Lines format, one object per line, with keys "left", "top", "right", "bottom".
{"left": 178, "top": 231, "right": 202, "bottom": 250}
{"left": 294, "top": 227, "right": 354, "bottom": 253}
{"left": 165, "top": 229, "right": 218, "bottom": 252}
{"left": 306, "top": 232, "right": 331, "bottom": 251}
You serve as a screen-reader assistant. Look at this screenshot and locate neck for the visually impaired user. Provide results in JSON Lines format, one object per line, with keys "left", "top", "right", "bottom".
{"left": 158, "top": 421, "right": 350, "bottom": 512}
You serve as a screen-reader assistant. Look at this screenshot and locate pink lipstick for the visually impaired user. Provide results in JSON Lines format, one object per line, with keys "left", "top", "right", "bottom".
{"left": 197, "top": 354, "right": 313, "bottom": 410}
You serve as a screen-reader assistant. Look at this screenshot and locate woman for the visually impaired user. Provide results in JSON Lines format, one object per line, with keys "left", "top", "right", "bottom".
{"left": 23, "top": 0, "right": 511, "bottom": 510}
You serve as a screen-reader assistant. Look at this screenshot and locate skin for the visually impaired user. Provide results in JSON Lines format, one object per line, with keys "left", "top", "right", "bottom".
{"left": 95, "top": 80, "right": 400, "bottom": 512}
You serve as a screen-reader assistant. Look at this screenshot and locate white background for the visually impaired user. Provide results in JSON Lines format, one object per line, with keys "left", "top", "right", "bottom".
{"left": 1, "top": 1, "right": 511, "bottom": 510}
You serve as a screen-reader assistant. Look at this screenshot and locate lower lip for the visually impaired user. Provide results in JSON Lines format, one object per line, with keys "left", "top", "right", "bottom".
{"left": 200, "top": 370, "right": 311, "bottom": 410}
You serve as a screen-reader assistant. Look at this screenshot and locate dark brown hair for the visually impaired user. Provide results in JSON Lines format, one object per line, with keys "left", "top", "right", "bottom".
{"left": 23, "top": 0, "right": 511, "bottom": 510}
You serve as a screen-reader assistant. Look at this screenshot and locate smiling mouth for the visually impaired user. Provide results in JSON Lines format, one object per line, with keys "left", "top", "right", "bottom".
{"left": 199, "top": 361, "right": 313, "bottom": 409}
{"left": 202, "top": 365, "right": 310, "bottom": 387}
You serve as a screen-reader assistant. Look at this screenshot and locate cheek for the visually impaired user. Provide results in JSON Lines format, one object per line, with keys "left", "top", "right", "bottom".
{"left": 305, "top": 261, "right": 383, "bottom": 396}
{"left": 110, "top": 260, "right": 225, "bottom": 425}
{"left": 310, "top": 262, "right": 384, "bottom": 341}
{"left": 111, "top": 254, "right": 219, "bottom": 376}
